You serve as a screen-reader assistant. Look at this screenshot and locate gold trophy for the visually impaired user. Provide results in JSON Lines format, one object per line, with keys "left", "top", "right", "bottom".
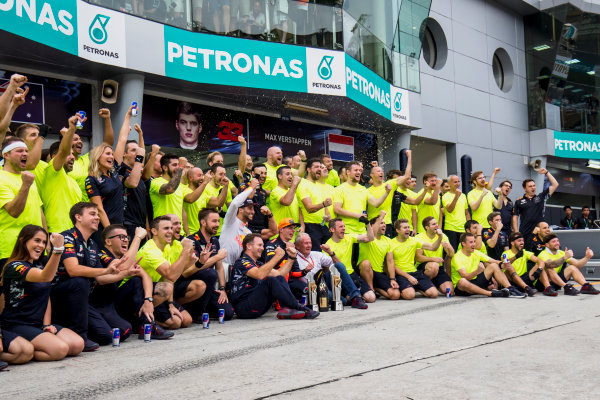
{"left": 307, "top": 273, "right": 319, "bottom": 311}
{"left": 330, "top": 265, "right": 344, "bottom": 311}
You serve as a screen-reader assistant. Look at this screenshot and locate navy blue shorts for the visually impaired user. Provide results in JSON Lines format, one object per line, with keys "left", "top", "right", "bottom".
{"left": 372, "top": 271, "right": 393, "bottom": 291}
{"left": 454, "top": 272, "right": 492, "bottom": 296}
{"left": 3, "top": 324, "right": 63, "bottom": 342}
{"left": 349, "top": 271, "right": 373, "bottom": 295}
{"left": 1, "top": 329, "right": 19, "bottom": 349}
{"left": 432, "top": 268, "right": 452, "bottom": 287}
{"left": 154, "top": 301, "right": 185, "bottom": 323}
{"left": 396, "top": 271, "right": 435, "bottom": 292}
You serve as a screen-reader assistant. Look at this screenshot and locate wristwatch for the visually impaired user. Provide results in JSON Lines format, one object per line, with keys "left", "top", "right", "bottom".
{"left": 52, "top": 246, "right": 65, "bottom": 254}
{"left": 144, "top": 297, "right": 153, "bottom": 303}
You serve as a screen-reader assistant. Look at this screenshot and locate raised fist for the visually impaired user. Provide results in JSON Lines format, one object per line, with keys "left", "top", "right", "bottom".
{"left": 50, "top": 233, "right": 64, "bottom": 248}
{"left": 260, "top": 206, "right": 271, "bottom": 215}
{"left": 493, "top": 167, "right": 501, "bottom": 174}
{"left": 135, "top": 227, "right": 147, "bottom": 240}
{"left": 21, "top": 171, "right": 35, "bottom": 186}
{"left": 136, "top": 146, "right": 146, "bottom": 157}
{"left": 151, "top": 144, "right": 160, "bottom": 153}
{"left": 323, "top": 198, "right": 332, "bottom": 207}
{"left": 178, "top": 157, "right": 188, "bottom": 167}
{"left": 237, "top": 135, "right": 246, "bottom": 145}
{"left": 181, "top": 237, "right": 193, "bottom": 251}
{"left": 98, "top": 108, "right": 111, "bottom": 119}
{"left": 10, "top": 74, "right": 27, "bottom": 87}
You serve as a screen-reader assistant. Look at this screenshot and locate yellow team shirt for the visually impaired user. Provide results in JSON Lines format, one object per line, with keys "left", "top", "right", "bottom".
{"left": 502, "top": 248, "right": 534, "bottom": 276}
{"left": 182, "top": 185, "right": 208, "bottom": 234}
{"left": 397, "top": 187, "right": 417, "bottom": 230}
{"left": 198, "top": 182, "right": 233, "bottom": 236}
{"left": 367, "top": 179, "right": 397, "bottom": 224}
{"left": 334, "top": 182, "right": 371, "bottom": 235}
{"left": 31, "top": 160, "right": 47, "bottom": 190}
{"left": 326, "top": 234, "right": 358, "bottom": 274}
{"left": 325, "top": 169, "right": 340, "bottom": 187}
{"left": 128, "top": 239, "right": 181, "bottom": 283}
{"left": 269, "top": 185, "right": 300, "bottom": 225}
{"left": 451, "top": 249, "right": 490, "bottom": 287}
{"left": 41, "top": 162, "right": 82, "bottom": 233}
{"left": 358, "top": 235, "right": 391, "bottom": 273}
{"left": 538, "top": 248, "right": 570, "bottom": 274}
{"left": 467, "top": 188, "right": 495, "bottom": 228}
{"left": 318, "top": 181, "right": 336, "bottom": 219}
{"left": 296, "top": 179, "right": 326, "bottom": 224}
{"left": 416, "top": 188, "right": 441, "bottom": 233}
{"left": 415, "top": 232, "right": 449, "bottom": 265}
{"left": 150, "top": 177, "right": 185, "bottom": 220}
{"left": 389, "top": 236, "right": 422, "bottom": 273}
{"left": 263, "top": 163, "right": 282, "bottom": 192}
{"left": 442, "top": 192, "right": 468, "bottom": 232}
{"left": 0, "top": 170, "right": 43, "bottom": 258}
{"left": 68, "top": 153, "right": 90, "bottom": 202}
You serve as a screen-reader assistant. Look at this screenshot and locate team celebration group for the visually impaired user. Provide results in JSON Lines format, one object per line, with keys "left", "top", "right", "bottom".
{"left": 0, "top": 73, "right": 597, "bottom": 371}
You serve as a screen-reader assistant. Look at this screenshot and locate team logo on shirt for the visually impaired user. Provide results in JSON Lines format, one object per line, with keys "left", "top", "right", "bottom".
{"left": 14, "top": 263, "right": 29, "bottom": 276}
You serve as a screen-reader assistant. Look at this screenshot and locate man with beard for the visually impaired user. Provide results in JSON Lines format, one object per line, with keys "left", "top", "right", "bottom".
{"left": 263, "top": 146, "right": 284, "bottom": 192}
{"left": 320, "top": 154, "right": 340, "bottom": 187}
{"left": 501, "top": 232, "right": 547, "bottom": 297}
{"left": 183, "top": 167, "right": 212, "bottom": 234}
{"left": 526, "top": 221, "right": 551, "bottom": 255}
{"left": 268, "top": 166, "right": 302, "bottom": 235}
{"left": 149, "top": 154, "right": 186, "bottom": 220}
{"left": 199, "top": 163, "right": 232, "bottom": 236}
{"left": 186, "top": 208, "right": 234, "bottom": 321}
{"left": 40, "top": 115, "right": 82, "bottom": 233}
{"left": 297, "top": 159, "right": 333, "bottom": 250}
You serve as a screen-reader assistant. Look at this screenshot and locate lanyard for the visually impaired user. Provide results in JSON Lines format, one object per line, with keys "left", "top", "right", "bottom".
{"left": 297, "top": 252, "right": 314, "bottom": 270}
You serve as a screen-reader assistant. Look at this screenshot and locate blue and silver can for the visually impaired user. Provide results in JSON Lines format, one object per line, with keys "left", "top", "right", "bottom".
{"left": 131, "top": 101, "right": 138, "bottom": 117}
{"left": 446, "top": 288, "right": 451, "bottom": 298}
{"left": 112, "top": 328, "right": 120, "bottom": 347}
{"left": 202, "top": 313, "right": 210, "bottom": 329}
{"left": 76, "top": 111, "right": 86, "bottom": 129}
{"left": 218, "top": 309, "right": 225, "bottom": 324}
{"left": 144, "top": 324, "right": 152, "bottom": 343}
{"left": 301, "top": 295, "right": 307, "bottom": 306}
{"left": 502, "top": 253, "right": 509, "bottom": 264}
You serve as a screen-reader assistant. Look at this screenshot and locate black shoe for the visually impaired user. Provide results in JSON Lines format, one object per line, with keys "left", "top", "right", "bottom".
{"left": 543, "top": 286, "right": 558, "bottom": 296}
{"left": 83, "top": 338, "right": 99, "bottom": 352}
{"left": 508, "top": 286, "right": 527, "bottom": 298}
{"left": 563, "top": 284, "right": 579, "bottom": 296}
{"left": 524, "top": 286, "right": 537, "bottom": 297}
{"left": 351, "top": 297, "right": 368, "bottom": 309}
{"left": 580, "top": 283, "right": 600, "bottom": 295}
{"left": 491, "top": 288, "right": 509, "bottom": 298}
{"left": 138, "top": 323, "right": 174, "bottom": 340}
{"left": 0, "top": 360, "right": 8, "bottom": 371}
{"left": 303, "top": 307, "right": 320, "bottom": 319}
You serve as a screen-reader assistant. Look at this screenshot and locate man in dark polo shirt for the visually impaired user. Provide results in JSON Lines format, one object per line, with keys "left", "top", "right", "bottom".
{"left": 494, "top": 180, "right": 514, "bottom": 238}
{"left": 482, "top": 212, "right": 509, "bottom": 261}
{"left": 185, "top": 207, "right": 234, "bottom": 321}
{"left": 512, "top": 168, "right": 559, "bottom": 244}
{"left": 51, "top": 202, "right": 120, "bottom": 352}
{"left": 526, "top": 221, "right": 552, "bottom": 255}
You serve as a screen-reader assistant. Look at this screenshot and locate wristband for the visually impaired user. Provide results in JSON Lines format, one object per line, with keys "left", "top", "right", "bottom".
{"left": 53, "top": 246, "right": 65, "bottom": 254}
{"left": 135, "top": 155, "right": 144, "bottom": 163}
{"left": 330, "top": 252, "right": 336, "bottom": 258}
{"left": 167, "top": 301, "right": 174, "bottom": 305}
{"left": 219, "top": 286, "right": 225, "bottom": 290}
{"left": 266, "top": 214, "right": 273, "bottom": 218}
{"left": 288, "top": 256, "right": 297, "bottom": 260}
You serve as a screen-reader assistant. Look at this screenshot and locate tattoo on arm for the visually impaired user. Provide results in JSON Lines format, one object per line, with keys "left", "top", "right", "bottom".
{"left": 154, "top": 282, "right": 169, "bottom": 298}
{"left": 159, "top": 169, "right": 183, "bottom": 195}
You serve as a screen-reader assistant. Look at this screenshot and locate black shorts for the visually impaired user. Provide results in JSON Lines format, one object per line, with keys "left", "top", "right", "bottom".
{"left": 174, "top": 279, "right": 193, "bottom": 299}
{"left": 432, "top": 268, "right": 452, "bottom": 287}
{"left": 1, "top": 328, "right": 19, "bottom": 349}
{"left": 454, "top": 272, "right": 493, "bottom": 296}
{"left": 396, "top": 271, "right": 435, "bottom": 292}
{"left": 154, "top": 301, "right": 185, "bottom": 323}
{"left": 349, "top": 271, "right": 373, "bottom": 295}
{"left": 372, "top": 271, "right": 393, "bottom": 291}
{"left": 3, "top": 324, "right": 64, "bottom": 342}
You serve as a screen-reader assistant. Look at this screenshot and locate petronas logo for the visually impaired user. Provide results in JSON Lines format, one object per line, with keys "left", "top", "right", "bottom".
{"left": 89, "top": 14, "right": 110, "bottom": 45}
{"left": 394, "top": 93, "right": 402, "bottom": 112}
{"left": 318, "top": 56, "right": 334, "bottom": 80}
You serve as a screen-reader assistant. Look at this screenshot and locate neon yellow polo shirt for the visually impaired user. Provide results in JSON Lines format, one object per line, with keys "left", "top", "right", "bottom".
{"left": 451, "top": 250, "right": 489, "bottom": 287}
{"left": 367, "top": 179, "right": 397, "bottom": 224}
{"left": 358, "top": 235, "right": 391, "bottom": 273}
{"left": 150, "top": 177, "right": 185, "bottom": 220}
{"left": 397, "top": 187, "right": 417, "bottom": 230}
{"left": 416, "top": 188, "right": 440, "bottom": 233}
{"left": 68, "top": 153, "right": 90, "bottom": 202}
{"left": 326, "top": 234, "right": 357, "bottom": 274}
{"left": 42, "top": 163, "right": 82, "bottom": 232}
{"left": 389, "top": 236, "right": 422, "bottom": 273}
{"left": 334, "top": 182, "right": 371, "bottom": 234}
{"left": 467, "top": 188, "right": 495, "bottom": 228}
{"left": 442, "top": 192, "right": 468, "bottom": 232}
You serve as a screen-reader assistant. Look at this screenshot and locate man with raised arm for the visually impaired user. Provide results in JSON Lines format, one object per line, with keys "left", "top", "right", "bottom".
{"left": 149, "top": 153, "right": 186, "bottom": 220}
{"left": 441, "top": 175, "right": 470, "bottom": 249}
{"left": 416, "top": 173, "right": 442, "bottom": 234}
{"left": 467, "top": 168, "right": 500, "bottom": 229}
{"left": 297, "top": 158, "right": 332, "bottom": 250}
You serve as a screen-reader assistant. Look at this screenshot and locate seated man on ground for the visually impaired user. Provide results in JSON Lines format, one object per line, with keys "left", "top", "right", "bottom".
{"left": 502, "top": 232, "right": 548, "bottom": 297}
{"left": 415, "top": 217, "right": 455, "bottom": 296}
{"left": 537, "top": 234, "right": 599, "bottom": 296}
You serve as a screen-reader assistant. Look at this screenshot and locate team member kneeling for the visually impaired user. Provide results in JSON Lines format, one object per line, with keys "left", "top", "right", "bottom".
{"left": 1, "top": 226, "right": 83, "bottom": 360}
{"left": 501, "top": 232, "right": 547, "bottom": 297}
{"left": 537, "top": 234, "right": 599, "bottom": 296}
{"left": 230, "top": 234, "right": 319, "bottom": 319}
{"left": 416, "top": 217, "right": 455, "bottom": 296}
{"left": 388, "top": 219, "right": 443, "bottom": 300}
{"left": 451, "top": 233, "right": 523, "bottom": 297}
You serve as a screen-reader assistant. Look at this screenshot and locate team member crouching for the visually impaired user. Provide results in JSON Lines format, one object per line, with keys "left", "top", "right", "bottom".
{"left": 537, "top": 234, "right": 599, "bottom": 296}
{"left": 185, "top": 208, "right": 234, "bottom": 322}
{"left": 133, "top": 216, "right": 200, "bottom": 329}
{"left": 501, "top": 233, "right": 545, "bottom": 297}
{"left": 1, "top": 325, "right": 33, "bottom": 368}
{"left": 1, "top": 225, "right": 83, "bottom": 361}
{"left": 264, "top": 219, "right": 308, "bottom": 300}
{"left": 451, "top": 233, "right": 524, "bottom": 298}
{"left": 416, "top": 217, "right": 454, "bottom": 296}
{"left": 357, "top": 217, "right": 399, "bottom": 300}
{"left": 100, "top": 225, "right": 173, "bottom": 340}
{"left": 388, "top": 219, "right": 443, "bottom": 300}
{"left": 230, "top": 234, "right": 320, "bottom": 319}
{"left": 295, "top": 233, "right": 369, "bottom": 309}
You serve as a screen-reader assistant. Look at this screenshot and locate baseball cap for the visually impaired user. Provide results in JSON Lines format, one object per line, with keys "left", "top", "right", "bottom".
{"left": 278, "top": 218, "right": 300, "bottom": 230}
{"left": 241, "top": 199, "right": 255, "bottom": 207}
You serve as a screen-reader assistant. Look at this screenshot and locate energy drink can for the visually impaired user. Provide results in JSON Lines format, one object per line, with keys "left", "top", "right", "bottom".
{"left": 144, "top": 324, "right": 152, "bottom": 343}
{"left": 112, "top": 328, "right": 120, "bottom": 347}
{"left": 301, "top": 295, "right": 307, "bottom": 306}
{"left": 446, "top": 288, "right": 451, "bottom": 298}
{"left": 202, "top": 313, "right": 210, "bottom": 329}
{"left": 131, "top": 101, "right": 138, "bottom": 117}
{"left": 218, "top": 309, "right": 225, "bottom": 324}
{"left": 76, "top": 111, "right": 86, "bottom": 129}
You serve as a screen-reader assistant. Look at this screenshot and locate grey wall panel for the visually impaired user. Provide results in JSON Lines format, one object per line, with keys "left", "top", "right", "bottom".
{"left": 452, "top": 22, "right": 488, "bottom": 63}
{"left": 457, "top": 114, "right": 492, "bottom": 148}
{"left": 452, "top": 0, "right": 487, "bottom": 33}
{"left": 489, "top": 95, "right": 528, "bottom": 129}
{"left": 417, "top": 105, "right": 459, "bottom": 143}
{"left": 491, "top": 122, "right": 525, "bottom": 153}
{"left": 455, "top": 84, "right": 491, "bottom": 120}
{"left": 421, "top": 74, "right": 457, "bottom": 112}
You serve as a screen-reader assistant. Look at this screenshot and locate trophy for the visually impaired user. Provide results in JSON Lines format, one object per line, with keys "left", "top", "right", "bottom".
{"left": 307, "top": 273, "right": 319, "bottom": 311}
{"left": 329, "top": 265, "right": 344, "bottom": 311}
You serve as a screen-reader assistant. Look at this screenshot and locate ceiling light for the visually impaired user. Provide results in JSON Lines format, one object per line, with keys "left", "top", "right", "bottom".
{"left": 534, "top": 44, "right": 551, "bottom": 51}
{"left": 564, "top": 85, "right": 574, "bottom": 89}
{"left": 537, "top": 75, "right": 550, "bottom": 79}
{"left": 586, "top": 160, "right": 600, "bottom": 169}
{"left": 565, "top": 59, "right": 580, "bottom": 65}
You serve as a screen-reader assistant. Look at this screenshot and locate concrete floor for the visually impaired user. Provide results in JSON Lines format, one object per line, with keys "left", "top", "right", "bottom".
{"left": 1, "top": 287, "right": 599, "bottom": 400}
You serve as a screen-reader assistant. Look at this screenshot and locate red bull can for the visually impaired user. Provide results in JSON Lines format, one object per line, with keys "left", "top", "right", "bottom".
{"left": 112, "top": 328, "right": 120, "bottom": 347}
{"left": 218, "top": 309, "right": 225, "bottom": 324}
{"left": 202, "top": 313, "right": 210, "bottom": 329}
{"left": 76, "top": 111, "right": 86, "bottom": 129}
{"left": 143, "top": 324, "right": 152, "bottom": 343}
{"left": 301, "top": 295, "right": 307, "bottom": 306}
{"left": 446, "top": 288, "right": 451, "bottom": 298}
{"left": 131, "top": 101, "right": 138, "bottom": 117}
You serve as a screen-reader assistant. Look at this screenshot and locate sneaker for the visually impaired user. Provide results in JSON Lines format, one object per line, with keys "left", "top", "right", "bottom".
{"left": 138, "top": 324, "right": 174, "bottom": 340}
{"left": 524, "top": 286, "right": 537, "bottom": 297}
{"left": 83, "top": 338, "right": 100, "bottom": 352}
{"left": 563, "top": 284, "right": 579, "bottom": 296}
{"left": 491, "top": 288, "right": 510, "bottom": 298}
{"left": 276, "top": 307, "right": 305, "bottom": 319}
{"left": 0, "top": 360, "right": 7, "bottom": 371}
{"left": 543, "top": 286, "right": 558, "bottom": 297}
{"left": 508, "top": 286, "right": 527, "bottom": 299}
{"left": 580, "top": 283, "right": 600, "bottom": 295}
{"left": 303, "top": 307, "right": 320, "bottom": 319}
{"left": 351, "top": 296, "right": 368, "bottom": 309}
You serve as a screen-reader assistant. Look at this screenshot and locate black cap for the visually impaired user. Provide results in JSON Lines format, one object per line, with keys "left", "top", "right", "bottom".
{"left": 242, "top": 198, "right": 255, "bottom": 207}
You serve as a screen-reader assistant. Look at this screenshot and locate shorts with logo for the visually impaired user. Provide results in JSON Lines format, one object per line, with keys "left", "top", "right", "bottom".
{"left": 372, "top": 271, "right": 393, "bottom": 291}
{"left": 396, "top": 271, "right": 435, "bottom": 292}
{"left": 454, "top": 272, "right": 492, "bottom": 296}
